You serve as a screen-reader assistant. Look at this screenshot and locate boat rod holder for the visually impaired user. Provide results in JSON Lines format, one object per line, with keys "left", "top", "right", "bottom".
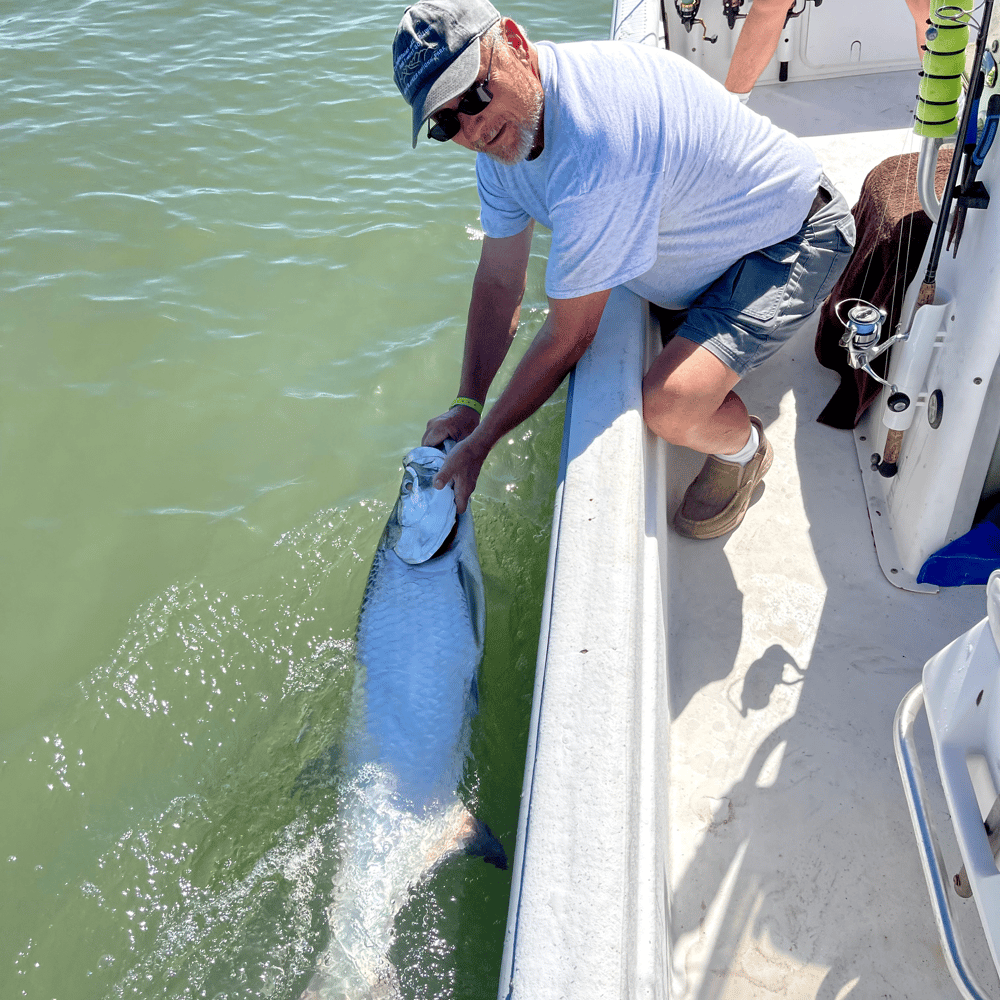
{"left": 784, "top": 0, "right": 823, "bottom": 22}
{"left": 835, "top": 298, "right": 903, "bottom": 391}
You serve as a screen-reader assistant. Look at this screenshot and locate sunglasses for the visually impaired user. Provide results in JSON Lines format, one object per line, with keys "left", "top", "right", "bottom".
{"left": 427, "top": 41, "right": 495, "bottom": 142}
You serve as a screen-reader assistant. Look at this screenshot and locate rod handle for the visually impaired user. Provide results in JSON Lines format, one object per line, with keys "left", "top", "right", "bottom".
{"left": 879, "top": 429, "right": 904, "bottom": 478}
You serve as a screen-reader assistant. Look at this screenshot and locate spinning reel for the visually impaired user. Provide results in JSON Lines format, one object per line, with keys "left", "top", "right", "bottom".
{"left": 677, "top": 0, "right": 824, "bottom": 45}
{"left": 834, "top": 298, "right": 904, "bottom": 392}
{"left": 674, "top": 0, "right": 718, "bottom": 41}
{"left": 723, "top": 0, "right": 744, "bottom": 30}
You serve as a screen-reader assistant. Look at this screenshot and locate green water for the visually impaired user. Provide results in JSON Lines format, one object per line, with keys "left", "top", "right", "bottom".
{"left": 1, "top": 1, "right": 608, "bottom": 997}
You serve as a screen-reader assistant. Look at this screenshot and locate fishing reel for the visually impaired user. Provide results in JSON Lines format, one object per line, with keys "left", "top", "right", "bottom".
{"left": 674, "top": 0, "right": 718, "bottom": 41}
{"left": 834, "top": 298, "right": 905, "bottom": 391}
{"left": 723, "top": 0, "right": 744, "bottom": 30}
{"left": 720, "top": 0, "right": 822, "bottom": 31}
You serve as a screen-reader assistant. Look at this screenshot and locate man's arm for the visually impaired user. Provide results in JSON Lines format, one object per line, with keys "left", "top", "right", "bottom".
{"left": 423, "top": 224, "right": 534, "bottom": 447}
{"left": 434, "top": 286, "right": 612, "bottom": 512}
{"left": 724, "top": 0, "right": 793, "bottom": 95}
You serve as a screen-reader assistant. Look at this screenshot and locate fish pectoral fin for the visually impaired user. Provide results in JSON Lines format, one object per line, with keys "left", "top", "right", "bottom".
{"left": 456, "top": 558, "right": 485, "bottom": 650}
{"left": 458, "top": 809, "right": 508, "bottom": 871}
{"left": 423, "top": 806, "right": 508, "bottom": 873}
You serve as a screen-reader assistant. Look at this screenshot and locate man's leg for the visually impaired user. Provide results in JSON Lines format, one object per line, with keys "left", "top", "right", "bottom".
{"left": 642, "top": 335, "right": 746, "bottom": 453}
{"left": 643, "top": 336, "right": 772, "bottom": 539}
{"left": 648, "top": 175, "right": 854, "bottom": 538}
{"left": 725, "top": 0, "right": 795, "bottom": 95}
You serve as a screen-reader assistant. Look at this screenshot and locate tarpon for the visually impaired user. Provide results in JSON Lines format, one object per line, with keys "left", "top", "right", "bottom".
{"left": 302, "top": 443, "right": 506, "bottom": 999}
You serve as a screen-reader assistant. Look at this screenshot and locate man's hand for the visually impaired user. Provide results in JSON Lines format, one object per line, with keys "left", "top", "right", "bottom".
{"left": 432, "top": 430, "right": 490, "bottom": 514}
{"left": 422, "top": 404, "right": 481, "bottom": 449}
{"left": 418, "top": 227, "right": 533, "bottom": 512}
{"left": 425, "top": 286, "right": 612, "bottom": 513}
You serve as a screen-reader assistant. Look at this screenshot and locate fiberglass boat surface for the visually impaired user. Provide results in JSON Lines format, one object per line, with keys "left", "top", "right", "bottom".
{"left": 499, "top": 1, "right": 1000, "bottom": 997}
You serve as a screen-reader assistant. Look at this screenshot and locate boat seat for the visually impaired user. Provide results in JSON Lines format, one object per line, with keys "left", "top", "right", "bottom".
{"left": 897, "top": 570, "right": 1000, "bottom": 997}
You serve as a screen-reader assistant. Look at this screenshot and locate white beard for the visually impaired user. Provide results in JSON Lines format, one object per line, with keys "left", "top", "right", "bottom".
{"left": 481, "top": 89, "right": 543, "bottom": 166}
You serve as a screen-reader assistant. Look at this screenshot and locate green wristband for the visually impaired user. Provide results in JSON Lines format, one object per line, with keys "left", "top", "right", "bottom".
{"left": 452, "top": 396, "right": 484, "bottom": 416}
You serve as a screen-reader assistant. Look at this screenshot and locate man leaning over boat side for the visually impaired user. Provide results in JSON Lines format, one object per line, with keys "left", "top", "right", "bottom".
{"left": 391, "top": 0, "right": 855, "bottom": 540}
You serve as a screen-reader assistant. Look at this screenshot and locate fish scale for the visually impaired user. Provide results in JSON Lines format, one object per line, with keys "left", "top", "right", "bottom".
{"left": 302, "top": 449, "right": 501, "bottom": 999}
{"left": 356, "top": 545, "right": 481, "bottom": 808}
{"left": 348, "top": 447, "right": 486, "bottom": 816}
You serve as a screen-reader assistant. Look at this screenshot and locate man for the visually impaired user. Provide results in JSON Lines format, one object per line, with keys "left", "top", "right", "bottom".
{"left": 725, "top": 0, "right": 931, "bottom": 100}
{"left": 392, "top": 0, "right": 854, "bottom": 539}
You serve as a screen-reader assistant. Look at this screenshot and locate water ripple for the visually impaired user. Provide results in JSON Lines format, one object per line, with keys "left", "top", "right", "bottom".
{"left": 1, "top": 1, "right": 595, "bottom": 997}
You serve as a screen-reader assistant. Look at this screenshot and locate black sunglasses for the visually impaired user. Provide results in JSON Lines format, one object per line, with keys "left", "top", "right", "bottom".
{"left": 427, "top": 41, "right": 495, "bottom": 142}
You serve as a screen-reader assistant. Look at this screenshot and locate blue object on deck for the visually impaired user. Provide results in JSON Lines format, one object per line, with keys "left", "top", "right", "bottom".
{"left": 918, "top": 505, "right": 1000, "bottom": 586}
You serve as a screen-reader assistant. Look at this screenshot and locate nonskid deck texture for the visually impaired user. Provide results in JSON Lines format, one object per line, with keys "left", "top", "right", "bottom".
{"left": 664, "top": 295, "right": 992, "bottom": 999}
{"left": 666, "top": 73, "right": 996, "bottom": 997}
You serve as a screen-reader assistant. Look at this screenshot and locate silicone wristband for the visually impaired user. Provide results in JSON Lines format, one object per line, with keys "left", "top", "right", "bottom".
{"left": 452, "top": 397, "right": 484, "bottom": 416}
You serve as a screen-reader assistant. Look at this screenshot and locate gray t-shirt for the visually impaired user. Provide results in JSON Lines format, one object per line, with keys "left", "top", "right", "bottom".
{"left": 476, "top": 40, "right": 822, "bottom": 309}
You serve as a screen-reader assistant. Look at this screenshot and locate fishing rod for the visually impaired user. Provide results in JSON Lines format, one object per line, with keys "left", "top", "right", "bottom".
{"left": 873, "top": 0, "right": 994, "bottom": 478}
{"left": 913, "top": 2, "right": 993, "bottom": 296}
{"left": 948, "top": 84, "right": 1000, "bottom": 253}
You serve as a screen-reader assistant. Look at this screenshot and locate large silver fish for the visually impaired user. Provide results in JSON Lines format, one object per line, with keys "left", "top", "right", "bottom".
{"left": 303, "top": 443, "right": 506, "bottom": 1000}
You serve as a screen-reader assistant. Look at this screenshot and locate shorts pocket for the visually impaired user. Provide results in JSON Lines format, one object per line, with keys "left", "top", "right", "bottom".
{"left": 728, "top": 240, "right": 800, "bottom": 323}
{"left": 835, "top": 213, "right": 856, "bottom": 250}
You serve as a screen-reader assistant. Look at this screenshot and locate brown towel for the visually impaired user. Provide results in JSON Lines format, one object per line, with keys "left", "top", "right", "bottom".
{"left": 814, "top": 150, "right": 952, "bottom": 428}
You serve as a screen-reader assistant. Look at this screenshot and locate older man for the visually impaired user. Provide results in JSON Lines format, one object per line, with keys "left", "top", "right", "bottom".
{"left": 392, "top": 0, "right": 854, "bottom": 539}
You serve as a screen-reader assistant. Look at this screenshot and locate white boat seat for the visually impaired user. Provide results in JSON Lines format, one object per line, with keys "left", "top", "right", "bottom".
{"left": 896, "top": 570, "right": 1000, "bottom": 998}
{"left": 924, "top": 572, "right": 1000, "bottom": 964}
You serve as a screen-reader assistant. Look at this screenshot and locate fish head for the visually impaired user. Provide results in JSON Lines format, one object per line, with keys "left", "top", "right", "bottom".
{"left": 388, "top": 445, "right": 457, "bottom": 565}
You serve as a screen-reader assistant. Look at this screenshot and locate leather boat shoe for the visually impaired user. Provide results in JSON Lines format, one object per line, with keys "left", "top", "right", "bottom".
{"left": 673, "top": 416, "right": 773, "bottom": 540}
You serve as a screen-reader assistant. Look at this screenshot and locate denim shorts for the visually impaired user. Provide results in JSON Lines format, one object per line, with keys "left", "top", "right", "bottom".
{"left": 666, "top": 174, "right": 856, "bottom": 377}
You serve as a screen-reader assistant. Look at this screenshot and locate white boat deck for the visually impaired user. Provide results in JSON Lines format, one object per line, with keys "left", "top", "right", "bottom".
{"left": 500, "top": 53, "right": 1000, "bottom": 1000}
{"left": 666, "top": 139, "right": 992, "bottom": 1000}
{"left": 665, "top": 68, "right": 993, "bottom": 1000}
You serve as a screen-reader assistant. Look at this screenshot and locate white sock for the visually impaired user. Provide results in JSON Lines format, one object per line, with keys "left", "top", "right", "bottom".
{"left": 736, "top": 91, "right": 751, "bottom": 104}
{"left": 715, "top": 424, "right": 759, "bottom": 466}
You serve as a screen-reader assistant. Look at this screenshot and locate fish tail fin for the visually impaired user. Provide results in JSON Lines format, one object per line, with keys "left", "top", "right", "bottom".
{"left": 461, "top": 811, "right": 508, "bottom": 870}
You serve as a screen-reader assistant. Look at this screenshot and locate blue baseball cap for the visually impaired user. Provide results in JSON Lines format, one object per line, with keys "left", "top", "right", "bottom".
{"left": 393, "top": 0, "right": 501, "bottom": 148}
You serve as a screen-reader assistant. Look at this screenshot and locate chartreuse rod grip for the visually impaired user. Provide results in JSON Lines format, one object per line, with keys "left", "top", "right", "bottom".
{"left": 914, "top": 0, "right": 972, "bottom": 137}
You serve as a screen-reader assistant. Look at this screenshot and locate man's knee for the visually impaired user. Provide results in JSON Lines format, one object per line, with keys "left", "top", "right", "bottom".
{"left": 641, "top": 375, "right": 696, "bottom": 445}
{"left": 642, "top": 335, "right": 742, "bottom": 444}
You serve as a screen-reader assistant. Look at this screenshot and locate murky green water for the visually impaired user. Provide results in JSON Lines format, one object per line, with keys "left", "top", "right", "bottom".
{"left": 1, "top": 1, "right": 607, "bottom": 997}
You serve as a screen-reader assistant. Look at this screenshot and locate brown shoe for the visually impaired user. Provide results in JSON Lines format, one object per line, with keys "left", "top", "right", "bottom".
{"left": 673, "top": 416, "right": 773, "bottom": 539}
